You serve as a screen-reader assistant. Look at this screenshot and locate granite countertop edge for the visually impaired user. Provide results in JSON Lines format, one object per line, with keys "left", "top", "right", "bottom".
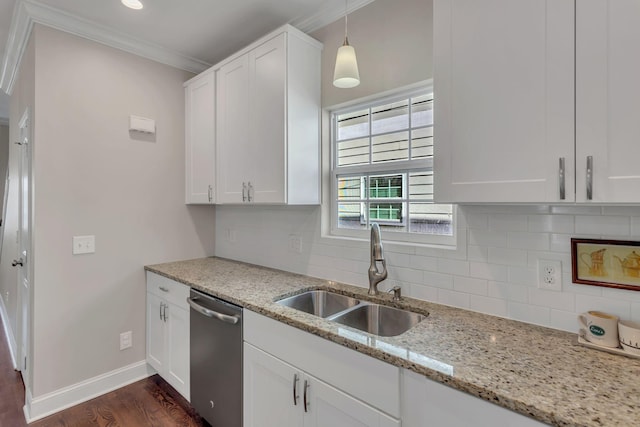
{"left": 145, "top": 257, "right": 639, "bottom": 427}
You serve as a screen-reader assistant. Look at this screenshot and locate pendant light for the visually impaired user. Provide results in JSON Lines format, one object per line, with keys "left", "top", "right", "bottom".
{"left": 333, "top": 0, "right": 360, "bottom": 88}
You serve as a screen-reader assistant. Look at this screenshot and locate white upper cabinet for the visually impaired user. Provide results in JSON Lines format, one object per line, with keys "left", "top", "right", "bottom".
{"left": 576, "top": 0, "right": 640, "bottom": 203}
{"left": 434, "top": 0, "right": 575, "bottom": 203}
{"left": 216, "top": 26, "right": 322, "bottom": 205}
{"left": 185, "top": 70, "right": 215, "bottom": 204}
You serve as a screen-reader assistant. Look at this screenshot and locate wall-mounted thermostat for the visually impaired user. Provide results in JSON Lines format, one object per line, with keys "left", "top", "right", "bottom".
{"left": 129, "top": 115, "right": 156, "bottom": 134}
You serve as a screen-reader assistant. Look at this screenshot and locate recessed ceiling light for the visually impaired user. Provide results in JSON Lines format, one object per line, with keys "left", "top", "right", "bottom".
{"left": 121, "top": 0, "right": 143, "bottom": 10}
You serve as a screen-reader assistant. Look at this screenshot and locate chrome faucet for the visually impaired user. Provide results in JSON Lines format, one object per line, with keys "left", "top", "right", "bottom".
{"left": 368, "top": 223, "right": 388, "bottom": 295}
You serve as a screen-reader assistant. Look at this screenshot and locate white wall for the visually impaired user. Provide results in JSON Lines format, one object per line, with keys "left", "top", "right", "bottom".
{"left": 0, "top": 125, "right": 11, "bottom": 230}
{"left": 23, "top": 25, "right": 215, "bottom": 397}
{"left": 214, "top": 0, "right": 640, "bottom": 332}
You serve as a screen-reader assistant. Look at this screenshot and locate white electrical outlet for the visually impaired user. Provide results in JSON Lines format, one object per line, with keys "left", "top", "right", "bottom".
{"left": 120, "top": 331, "right": 132, "bottom": 350}
{"left": 288, "top": 234, "right": 302, "bottom": 254}
{"left": 225, "top": 228, "right": 236, "bottom": 243}
{"left": 72, "top": 235, "right": 95, "bottom": 255}
{"left": 537, "top": 259, "right": 562, "bottom": 291}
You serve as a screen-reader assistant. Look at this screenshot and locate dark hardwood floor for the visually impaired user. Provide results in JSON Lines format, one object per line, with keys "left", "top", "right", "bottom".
{"left": 0, "top": 314, "right": 208, "bottom": 426}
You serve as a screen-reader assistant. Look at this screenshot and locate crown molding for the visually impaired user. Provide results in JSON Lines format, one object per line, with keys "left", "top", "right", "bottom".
{"left": 0, "top": 0, "right": 212, "bottom": 94}
{"left": 0, "top": 118, "right": 9, "bottom": 126}
{"left": 291, "top": 0, "right": 377, "bottom": 33}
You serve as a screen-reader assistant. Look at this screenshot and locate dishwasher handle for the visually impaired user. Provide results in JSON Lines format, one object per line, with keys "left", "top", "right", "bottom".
{"left": 187, "top": 297, "right": 240, "bottom": 325}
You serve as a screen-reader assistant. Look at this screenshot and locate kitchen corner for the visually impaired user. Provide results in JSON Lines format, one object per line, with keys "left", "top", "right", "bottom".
{"left": 146, "top": 257, "right": 640, "bottom": 427}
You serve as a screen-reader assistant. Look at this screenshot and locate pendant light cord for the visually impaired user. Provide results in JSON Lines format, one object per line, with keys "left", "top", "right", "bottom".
{"left": 344, "top": 0, "right": 349, "bottom": 46}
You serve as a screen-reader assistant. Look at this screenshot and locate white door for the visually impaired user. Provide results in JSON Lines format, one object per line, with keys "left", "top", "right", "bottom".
{"left": 248, "top": 34, "right": 287, "bottom": 204}
{"left": 217, "top": 54, "right": 250, "bottom": 204}
{"left": 243, "top": 343, "right": 302, "bottom": 427}
{"left": 576, "top": 0, "right": 640, "bottom": 203}
{"left": 304, "top": 376, "right": 400, "bottom": 427}
{"left": 15, "top": 109, "right": 31, "bottom": 382}
{"left": 185, "top": 71, "right": 216, "bottom": 204}
{"left": 433, "top": 0, "right": 575, "bottom": 203}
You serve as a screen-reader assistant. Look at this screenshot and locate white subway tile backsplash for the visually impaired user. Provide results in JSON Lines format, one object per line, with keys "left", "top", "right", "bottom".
{"left": 488, "top": 281, "right": 528, "bottom": 303}
{"left": 488, "top": 214, "right": 528, "bottom": 232}
{"left": 469, "top": 262, "right": 508, "bottom": 282}
{"left": 215, "top": 205, "right": 640, "bottom": 334}
{"left": 489, "top": 247, "right": 528, "bottom": 266}
{"left": 507, "top": 232, "right": 550, "bottom": 251}
{"left": 527, "top": 214, "right": 574, "bottom": 233}
{"left": 437, "top": 289, "right": 470, "bottom": 309}
{"left": 575, "top": 215, "right": 630, "bottom": 236}
{"left": 469, "top": 295, "right": 509, "bottom": 317}
{"left": 528, "top": 288, "right": 575, "bottom": 311}
{"left": 453, "top": 276, "right": 488, "bottom": 296}
{"left": 437, "top": 258, "right": 470, "bottom": 275}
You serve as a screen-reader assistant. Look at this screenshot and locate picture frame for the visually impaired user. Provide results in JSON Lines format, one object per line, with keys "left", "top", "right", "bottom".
{"left": 571, "top": 238, "right": 640, "bottom": 291}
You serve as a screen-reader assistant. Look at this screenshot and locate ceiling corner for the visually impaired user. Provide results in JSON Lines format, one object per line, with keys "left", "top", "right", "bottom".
{"left": 291, "top": 0, "right": 377, "bottom": 34}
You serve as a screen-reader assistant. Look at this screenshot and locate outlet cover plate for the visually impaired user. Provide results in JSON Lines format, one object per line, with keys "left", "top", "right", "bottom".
{"left": 73, "top": 235, "right": 95, "bottom": 255}
{"left": 537, "top": 259, "right": 562, "bottom": 291}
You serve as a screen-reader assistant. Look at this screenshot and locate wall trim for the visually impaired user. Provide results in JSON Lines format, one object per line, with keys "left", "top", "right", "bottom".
{"left": 24, "top": 360, "right": 156, "bottom": 423}
{"left": 291, "top": 0, "right": 377, "bottom": 33}
{"left": 0, "top": 293, "right": 18, "bottom": 369}
{"left": 0, "top": 117, "right": 9, "bottom": 126}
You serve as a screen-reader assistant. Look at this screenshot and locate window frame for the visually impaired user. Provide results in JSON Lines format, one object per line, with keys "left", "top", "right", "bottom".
{"left": 328, "top": 83, "right": 456, "bottom": 247}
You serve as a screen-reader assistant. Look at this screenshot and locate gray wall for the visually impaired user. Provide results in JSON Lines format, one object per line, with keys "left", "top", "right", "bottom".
{"left": 13, "top": 24, "right": 215, "bottom": 397}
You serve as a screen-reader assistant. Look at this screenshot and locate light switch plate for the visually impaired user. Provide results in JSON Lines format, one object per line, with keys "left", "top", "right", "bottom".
{"left": 73, "top": 235, "right": 95, "bottom": 255}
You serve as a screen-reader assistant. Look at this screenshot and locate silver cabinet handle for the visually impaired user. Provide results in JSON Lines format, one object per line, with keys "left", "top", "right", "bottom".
{"left": 558, "top": 157, "right": 565, "bottom": 200}
{"left": 208, "top": 185, "right": 213, "bottom": 203}
{"left": 247, "top": 182, "right": 253, "bottom": 202}
{"left": 159, "top": 302, "right": 163, "bottom": 321}
{"left": 242, "top": 182, "right": 247, "bottom": 202}
{"left": 159, "top": 286, "right": 169, "bottom": 293}
{"left": 303, "top": 380, "right": 309, "bottom": 413}
{"left": 162, "top": 303, "right": 168, "bottom": 322}
{"left": 586, "top": 156, "right": 593, "bottom": 200}
{"left": 292, "top": 373, "right": 299, "bottom": 406}
{"left": 11, "top": 258, "right": 24, "bottom": 267}
{"left": 187, "top": 297, "right": 240, "bottom": 324}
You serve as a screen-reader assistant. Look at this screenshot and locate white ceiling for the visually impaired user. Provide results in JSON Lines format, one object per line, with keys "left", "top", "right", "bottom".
{"left": 0, "top": 0, "right": 372, "bottom": 122}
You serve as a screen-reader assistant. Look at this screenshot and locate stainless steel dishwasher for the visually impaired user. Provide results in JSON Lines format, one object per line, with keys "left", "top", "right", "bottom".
{"left": 187, "top": 289, "right": 242, "bottom": 427}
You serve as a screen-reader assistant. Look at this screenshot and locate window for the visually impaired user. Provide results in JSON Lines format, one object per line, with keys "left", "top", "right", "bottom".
{"left": 331, "top": 86, "right": 454, "bottom": 245}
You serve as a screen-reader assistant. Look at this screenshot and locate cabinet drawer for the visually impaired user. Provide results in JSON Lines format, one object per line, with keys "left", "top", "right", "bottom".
{"left": 146, "top": 272, "right": 189, "bottom": 309}
{"left": 244, "top": 310, "right": 400, "bottom": 418}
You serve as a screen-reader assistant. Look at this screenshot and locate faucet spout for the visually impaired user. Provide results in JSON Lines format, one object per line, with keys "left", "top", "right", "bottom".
{"left": 368, "top": 223, "right": 388, "bottom": 295}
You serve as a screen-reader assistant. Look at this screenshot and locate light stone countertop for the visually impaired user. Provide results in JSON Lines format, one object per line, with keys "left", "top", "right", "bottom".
{"left": 145, "top": 257, "right": 640, "bottom": 427}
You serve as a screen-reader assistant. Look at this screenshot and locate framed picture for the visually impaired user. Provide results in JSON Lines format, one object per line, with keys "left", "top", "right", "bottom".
{"left": 572, "top": 238, "right": 640, "bottom": 291}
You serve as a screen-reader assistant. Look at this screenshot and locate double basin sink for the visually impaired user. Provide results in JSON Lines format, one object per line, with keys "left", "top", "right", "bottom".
{"left": 276, "top": 290, "right": 426, "bottom": 337}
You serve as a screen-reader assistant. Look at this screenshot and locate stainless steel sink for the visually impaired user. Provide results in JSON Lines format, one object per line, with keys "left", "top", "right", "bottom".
{"left": 276, "top": 290, "right": 360, "bottom": 318}
{"left": 331, "top": 303, "right": 426, "bottom": 337}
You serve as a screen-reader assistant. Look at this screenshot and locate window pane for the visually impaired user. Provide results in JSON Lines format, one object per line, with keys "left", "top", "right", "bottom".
{"left": 411, "top": 127, "right": 433, "bottom": 160}
{"left": 337, "top": 137, "right": 370, "bottom": 166}
{"left": 370, "top": 203, "right": 403, "bottom": 221}
{"left": 372, "top": 100, "right": 409, "bottom": 135}
{"left": 372, "top": 131, "right": 409, "bottom": 163}
{"left": 409, "top": 172, "right": 433, "bottom": 201}
{"left": 337, "top": 203, "right": 367, "bottom": 230}
{"left": 411, "top": 95, "right": 433, "bottom": 127}
{"left": 337, "top": 109, "right": 369, "bottom": 140}
{"left": 369, "top": 174, "right": 403, "bottom": 199}
{"left": 409, "top": 203, "right": 453, "bottom": 235}
{"left": 337, "top": 176, "right": 363, "bottom": 200}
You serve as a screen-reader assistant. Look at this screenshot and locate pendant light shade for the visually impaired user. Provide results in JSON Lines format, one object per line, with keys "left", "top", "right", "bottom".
{"left": 333, "top": 2, "right": 360, "bottom": 88}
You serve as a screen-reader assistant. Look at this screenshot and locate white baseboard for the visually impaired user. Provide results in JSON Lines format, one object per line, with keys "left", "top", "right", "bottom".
{"left": 0, "top": 294, "right": 18, "bottom": 369}
{"left": 24, "top": 361, "right": 156, "bottom": 423}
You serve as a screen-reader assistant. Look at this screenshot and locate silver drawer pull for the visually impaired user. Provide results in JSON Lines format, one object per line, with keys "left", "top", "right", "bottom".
{"left": 242, "top": 182, "right": 247, "bottom": 202}
{"left": 159, "top": 286, "right": 169, "bottom": 292}
{"left": 303, "top": 380, "right": 309, "bottom": 412}
{"left": 586, "top": 156, "right": 593, "bottom": 200}
{"left": 292, "top": 374, "right": 299, "bottom": 406}
{"left": 187, "top": 297, "right": 239, "bottom": 324}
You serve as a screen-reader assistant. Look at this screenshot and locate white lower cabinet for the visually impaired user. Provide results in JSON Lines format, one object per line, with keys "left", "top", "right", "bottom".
{"left": 146, "top": 272, "right": 190, "bottom": 400}
{"left": 401, "top": 369, "right": 548, "bottom": 427}
{"left": 244, "top": 343, "right": 398, "bottom": 427}
{"left": 244, "top": 310, "right": 400, "bottom": 427}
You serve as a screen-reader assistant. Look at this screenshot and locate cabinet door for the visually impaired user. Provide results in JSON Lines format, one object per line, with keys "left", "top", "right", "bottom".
{"left": 433, "top": 0, "right": 574, "bottom": 203}
{"left": 244, "top": 343, "right": 302, "bottom": 427}
{"left": 217, "top": 54, "right": 250, "bottom": 204}
{"left": 146, "top": 293, "right": 165, "bottom": 373}
{"left": 304, "top": 376, "right": 400, "bottom": 427}
{"left": 576, "top": 1, "right": 640, "bottom": 203}
{"left": 248, "top": 34, "right": 287, "bottom": 204}
{"left": 185, "top": 71, "right": 215, "bottom": 204}
{"left": 165, "top": 303, "right": 190, "bottom": 400}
